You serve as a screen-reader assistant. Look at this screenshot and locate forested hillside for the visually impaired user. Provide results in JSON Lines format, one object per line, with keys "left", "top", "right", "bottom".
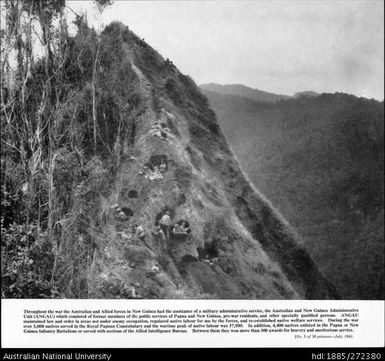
{"left": 202, "top": 89, "right": 384, "bottom": 299}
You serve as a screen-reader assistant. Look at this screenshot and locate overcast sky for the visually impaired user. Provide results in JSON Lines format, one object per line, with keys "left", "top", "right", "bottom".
{"left": 68, "top": 1, "right": 384, "bottom": 100}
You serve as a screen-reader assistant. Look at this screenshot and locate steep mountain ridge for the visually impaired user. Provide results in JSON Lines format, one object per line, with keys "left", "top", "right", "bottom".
{"left": 2, "top": 22, "right": 339, "bottom": 299}
{"left": 74, "top": 22, "right": 339, "bottom": 299}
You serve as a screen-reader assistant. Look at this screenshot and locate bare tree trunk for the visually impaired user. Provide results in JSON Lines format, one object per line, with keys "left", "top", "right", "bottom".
{"left": 48, "top": 150, "right": 57, "bottom": 237}
{"left": 92, "top": 42, "right": 100, "bottom": 152}
{"left": 48, "top": 150, "right": 57, "bottom": 285}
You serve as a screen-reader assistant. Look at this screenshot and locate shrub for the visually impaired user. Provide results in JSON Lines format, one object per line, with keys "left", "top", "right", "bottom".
{"left": 1, "top": 224, "right": 56, "bottom": 298}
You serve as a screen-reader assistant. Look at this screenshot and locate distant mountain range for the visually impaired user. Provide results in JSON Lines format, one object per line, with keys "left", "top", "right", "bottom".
{"left": 200, "top": 83, "right": 291, "bottom": 103}
{"left": 203, "top": 87, "right": 384, "bottom": 300}
{"left": 200, "top": 83, "right": 320, "bottom": 103}
{"left": 293, "top": 91, "right": 319, "bottom": 98}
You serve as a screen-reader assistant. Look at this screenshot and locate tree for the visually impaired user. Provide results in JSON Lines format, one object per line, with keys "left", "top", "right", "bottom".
{"left": 94, "top": 0, "right": 113, "bottom": 13}
{"left": 1, "top": 0, "right": 114, "bottom": 297}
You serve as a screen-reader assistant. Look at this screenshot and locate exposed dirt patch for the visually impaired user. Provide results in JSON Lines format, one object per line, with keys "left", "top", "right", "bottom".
{"left": 120, "top": 207, "right": 133, "bottom": 217}
{"left": 127, "top": 190, "right": 139, "bottom": 198}
{"left": 145, "top": 154, "right": 168, "bottom": 171}
{"left": 176, "top": 193, "right": 186, "bottom": 206}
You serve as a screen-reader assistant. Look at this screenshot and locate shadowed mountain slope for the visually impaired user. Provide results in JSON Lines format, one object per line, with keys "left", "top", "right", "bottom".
{"left": 202, "top": 89, "right": 384, "bottom": 299}
{"left": 2, "top": 22, "right": 339, "bottom": 299}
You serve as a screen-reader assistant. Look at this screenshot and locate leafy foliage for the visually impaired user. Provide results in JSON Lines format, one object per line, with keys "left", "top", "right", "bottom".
{"left": 1, "top": 0, "right": 115, "bottom": 298}
{"left": 1, "top": 223, "right": 57, "bottom": 298}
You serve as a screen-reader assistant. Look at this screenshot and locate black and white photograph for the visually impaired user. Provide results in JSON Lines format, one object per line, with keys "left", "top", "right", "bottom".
{"left": 1, "top": 0, "right": 383, "bottom": 306}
